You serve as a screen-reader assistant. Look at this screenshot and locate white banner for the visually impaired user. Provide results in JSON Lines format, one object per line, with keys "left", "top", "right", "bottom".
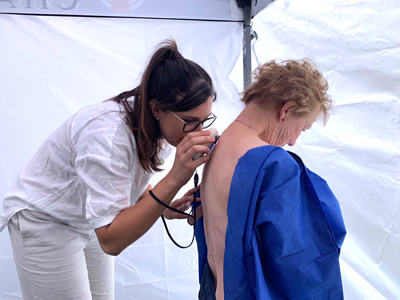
{"left": 0, "top": 0, "right": 243, "bottom": 21}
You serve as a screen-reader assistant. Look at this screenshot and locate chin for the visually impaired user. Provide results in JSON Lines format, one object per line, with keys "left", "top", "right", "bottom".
{"left": 167, "top": 138, "right": 182, "bottom": 147}
{"left": 166, "top": 140, "right": 177, "bottom": 147}
{"left": 176, "top": 138, "right": 184, "bottom": 146}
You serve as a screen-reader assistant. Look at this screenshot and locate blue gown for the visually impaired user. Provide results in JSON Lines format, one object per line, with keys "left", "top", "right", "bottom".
{"left": 196, "top": 146, "right": 346, "bottom": 299}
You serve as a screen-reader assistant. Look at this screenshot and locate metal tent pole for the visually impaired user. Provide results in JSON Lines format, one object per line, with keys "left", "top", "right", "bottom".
{"left": 243, "top": 3, "right": 252, "bottom": 89}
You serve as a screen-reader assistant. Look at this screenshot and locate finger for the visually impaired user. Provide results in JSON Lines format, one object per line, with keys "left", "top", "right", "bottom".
{"left": 163, "top": 198, "right": 193, "bottom": 219}
{"left": 173, "top": 150, "right": 211, "bottom": 173}
{"left": 174, "top": 194, "right": 202, "bottom": 211}
{"left": 183, "top": 187, "right": 196, "bottom": 197}
{"left": 177, "top": 202, "right": 191, "bottom": 211}
{"left": 171, "top": 213, "right": 189, "bottom": 220}
{"left": 178, "top": 132, "right": 215, "bottom": 155}
{"left": 183, "top": 184, "right": 202, "bottom": 198}
{"left": 164, "top": 211, "right": 188, "bottom": 220}
{"left": 188, "top": 144, "right": 211, "bottom": 161}
{"left": 179, "top": 139, "right": 213, "bottom": 160}
{"left": 179, "top": 129, "right": 212, "bottom": 145}
{"left": 190, "top": 152, "right": 212, "bottom": 168}
{"left": 170, "top": 196, "right": 193, "bottom": 208}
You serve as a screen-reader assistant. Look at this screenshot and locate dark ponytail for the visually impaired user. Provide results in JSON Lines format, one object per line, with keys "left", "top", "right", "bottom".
{"left": 111, "top": 39, "right": 216, "bottom": 172}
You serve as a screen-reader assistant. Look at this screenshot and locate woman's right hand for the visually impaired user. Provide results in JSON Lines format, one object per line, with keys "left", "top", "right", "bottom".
{"left": 167, "top": 130, "right": 215, "bottom": 187}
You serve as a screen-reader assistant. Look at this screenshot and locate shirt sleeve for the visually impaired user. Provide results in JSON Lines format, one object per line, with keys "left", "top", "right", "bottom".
{"left": 73, "top": 112, "right": 136, "bottom": 229}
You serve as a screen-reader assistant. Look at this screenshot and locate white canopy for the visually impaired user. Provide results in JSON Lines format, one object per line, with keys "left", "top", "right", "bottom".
{"left": 0, "top": 0, "right": 242, "bottom": 20}
{"left": 0, "top": 0, "right": 399, "bottom": 299}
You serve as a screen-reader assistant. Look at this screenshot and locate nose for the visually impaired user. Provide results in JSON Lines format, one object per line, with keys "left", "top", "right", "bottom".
{"left": 289, "top": 135, "right": 301, "bottom": 147}
{"left": 194, "top": 124, "right": 203, "bottom": 132}
{"left": 288, "top": 139, "right": 297, "bottom": 147}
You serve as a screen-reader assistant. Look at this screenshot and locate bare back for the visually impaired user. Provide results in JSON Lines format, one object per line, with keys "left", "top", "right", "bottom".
{"left": 201, "top": 125, "right": 266, "bottom": 299}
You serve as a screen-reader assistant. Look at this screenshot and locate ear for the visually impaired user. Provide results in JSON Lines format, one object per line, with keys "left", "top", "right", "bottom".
{"left": 279, "top": 101, "right": 298, "bottom": 122}
{"left": 149, "top": 100, "right": 162, "bottom": 121}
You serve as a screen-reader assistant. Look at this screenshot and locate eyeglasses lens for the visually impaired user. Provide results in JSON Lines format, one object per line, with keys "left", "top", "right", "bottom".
{"left": 202, "top": 117, "right": 215, "bottom": 129}
{"left": 184, "top": 115, "right": 216, "bottom": 132}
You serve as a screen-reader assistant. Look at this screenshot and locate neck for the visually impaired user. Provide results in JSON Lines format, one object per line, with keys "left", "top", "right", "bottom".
{"left": 236, "top": 103, "right": 267, "bottom": 134}
{"left": 234, "top": 119, "right": 259, "bottom": 135}
{"left": 236, "top": 103, "right": 282, "bottom": 145}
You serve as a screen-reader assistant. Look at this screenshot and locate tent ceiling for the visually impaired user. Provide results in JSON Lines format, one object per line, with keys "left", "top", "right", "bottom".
{"left": 0, "top": 0, "right": 243, "bottom": 21}
{"left": 251, "top": 0, "right": 274, "bottom": 18}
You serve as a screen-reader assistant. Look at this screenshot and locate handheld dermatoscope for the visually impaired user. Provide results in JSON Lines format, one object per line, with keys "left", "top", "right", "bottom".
{"left": 192, "top": 127, "right": 219, "bottom": 160}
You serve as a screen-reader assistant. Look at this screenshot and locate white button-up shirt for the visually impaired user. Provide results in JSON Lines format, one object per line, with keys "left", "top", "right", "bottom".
{"left": 1, "top": 100, "right": 173, "bottom": 230}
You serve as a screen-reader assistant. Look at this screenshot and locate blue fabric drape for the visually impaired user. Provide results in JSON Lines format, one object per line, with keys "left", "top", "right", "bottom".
{"left": 196, "top": 146, "right": 346, "bottom": 299}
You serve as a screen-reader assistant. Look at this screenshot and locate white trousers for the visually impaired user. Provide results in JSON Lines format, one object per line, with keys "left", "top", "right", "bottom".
{"left": 8, "top": 210, "right": 114, "bottom": 300}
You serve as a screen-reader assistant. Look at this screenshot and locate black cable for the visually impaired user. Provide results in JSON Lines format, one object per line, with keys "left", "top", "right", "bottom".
{"left": 149, "top": 190, "right": 193, "bottom": 220}
{"left": 149, "top": 175, "right": 198, "bottom": 248}
{"left": 149, "top": 136, "right": 219, "bottom": 249}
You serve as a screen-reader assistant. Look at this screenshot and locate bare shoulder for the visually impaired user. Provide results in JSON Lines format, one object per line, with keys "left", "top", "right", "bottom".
{"left": 214, "top": 127, "right": 266, "bottom": 162}
{"left": 202, "top": 127, "right": 266, "bottom": 197}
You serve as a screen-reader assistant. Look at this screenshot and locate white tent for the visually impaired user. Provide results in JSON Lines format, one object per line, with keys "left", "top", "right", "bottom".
{"left": 1, "top": 0, "right": 399, "bottom": 299}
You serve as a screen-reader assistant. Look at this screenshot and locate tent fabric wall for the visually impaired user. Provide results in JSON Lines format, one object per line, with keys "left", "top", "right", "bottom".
{"left": 251, "top": 1, "right": 399, "bottom": 299}
{"left": 1, "top": 1, "right": 399, "bottom": 299}
{"left": 0, "top": 14, "right": 243, "bottom": 299}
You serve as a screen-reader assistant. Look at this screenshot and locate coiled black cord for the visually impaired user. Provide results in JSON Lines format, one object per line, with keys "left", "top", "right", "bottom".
{"left": 149, "top": 171, "right": 198, "bottom": 249}
{"left": 150, "top": 136, "right": 219, "bottom": 249}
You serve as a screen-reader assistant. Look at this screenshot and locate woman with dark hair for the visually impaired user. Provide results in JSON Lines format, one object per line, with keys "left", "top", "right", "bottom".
{"left": 0, "top": 39, "right": 217, "bottom": 299}
{"left": 197, "top": 59, "right": 346, "bottom": 299}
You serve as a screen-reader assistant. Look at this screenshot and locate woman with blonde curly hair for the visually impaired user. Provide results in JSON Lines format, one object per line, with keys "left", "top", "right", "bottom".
{"left": 196, "top": 59, "right": 346, "bottom": 299}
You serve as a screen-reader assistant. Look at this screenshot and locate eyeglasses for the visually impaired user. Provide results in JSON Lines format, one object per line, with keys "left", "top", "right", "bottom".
{"left": 171, "top": 112, "right": 217, "bottom": 133}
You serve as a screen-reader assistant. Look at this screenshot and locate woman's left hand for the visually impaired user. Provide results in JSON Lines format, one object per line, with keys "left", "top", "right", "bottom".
{"left": 163, "top": 185, "right": 201, "bottom": 220}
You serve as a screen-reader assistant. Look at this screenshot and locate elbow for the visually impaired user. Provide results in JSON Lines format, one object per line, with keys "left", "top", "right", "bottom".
{"left": 105, "top": 249, "right": 121, "bottom": 257}
{"left": 95, "top": 228, "right": 123, "bottom": 256}
{"left": 95, "top": 225, "right": 138, "bottom": 256}
{"left": 98, "top": 241, "right": 122, "bottom": 256}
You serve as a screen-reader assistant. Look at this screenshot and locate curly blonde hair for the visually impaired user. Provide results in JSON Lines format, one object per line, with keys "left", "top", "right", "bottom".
{"left": 241, "top": 59, "right": 332, "bottom": 124}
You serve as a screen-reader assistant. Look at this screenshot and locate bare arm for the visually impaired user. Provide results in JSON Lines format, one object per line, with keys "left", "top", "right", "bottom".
{"left": 95, "top": 130, "right": 215, "bottom": 256}
{"left": 136, "top": 184, "right": 151, "bottom": 202}
{"left": 95, "top": 174, "right": 181, "bottom": 256}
